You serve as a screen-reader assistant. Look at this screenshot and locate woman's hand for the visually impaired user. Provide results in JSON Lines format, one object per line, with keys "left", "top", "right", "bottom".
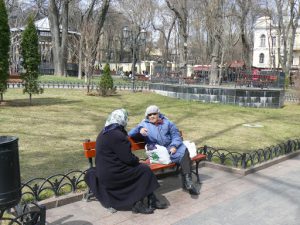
{"left": 140, "top": 127, "right": 148, "bottom": 136}
{"left": 170, "top": 147, "right": 177, "bottom": 155}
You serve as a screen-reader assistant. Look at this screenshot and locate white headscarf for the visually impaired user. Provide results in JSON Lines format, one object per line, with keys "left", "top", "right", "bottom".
{"left": 105, "top": 108, "right": 128, "bottom": 128}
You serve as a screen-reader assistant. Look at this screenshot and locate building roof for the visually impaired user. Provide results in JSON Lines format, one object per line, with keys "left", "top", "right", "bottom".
{"left": 11, "top": 17, "right": 80, "bottom": 36}
{"left": 35, "top": 17, "right": 50, "bottom": 31}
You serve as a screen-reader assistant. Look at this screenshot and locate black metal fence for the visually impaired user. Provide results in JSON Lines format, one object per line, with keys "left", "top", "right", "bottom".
{"left": 7, "top": 82, "right": 150, "bottom": 91}
{"left": 198, "top": 139, "right": 300, "bottom": 169}
{"left": 39, "top": 63, "right": 79, "bottom": 77}
{"left": 151, "top": 70, "right": 285, "bottom": 89}
{"left": 20, "top": 170, "right": 86, "bottom": 203}
{"left": 7, "top": 138, "right": 297, "bottom": 205}
{"left": 0, "top": 202, "right": 46, "bottom": 225}
{"left": 1, "top": 138, "right": 297, "bottom": 224}
{"left": 285, "top": 93, "right": 300, "bottom": 102}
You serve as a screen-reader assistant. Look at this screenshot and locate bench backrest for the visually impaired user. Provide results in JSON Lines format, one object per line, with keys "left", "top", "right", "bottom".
{"left": 82, "top": 140, "right": 96, "bottom": 158}
{"left": 82, "top": 137, "right": 146, "bottom": 158}
{"left": 82, "top": 131, "right": 183, "bottom": 158}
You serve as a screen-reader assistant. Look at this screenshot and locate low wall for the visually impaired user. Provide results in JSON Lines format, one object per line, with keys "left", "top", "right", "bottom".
{"left": 150, "top": 83, "right": 285, "bottom": 108}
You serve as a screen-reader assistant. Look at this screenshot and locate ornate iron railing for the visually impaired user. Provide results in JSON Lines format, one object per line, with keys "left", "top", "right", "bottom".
{"left": 0, "top": 171, "right": 86, "bottom": 224}
{"left": 20, "top": 170, "right": 87, "bottom": 203}
{"left": 198, "top": 139, "right": 300, "bottom": 169}
{"left": 0, "top": 139, "right": 297, "bottom": 210}
{"left": 0, "top": 202, "right": 46, "bottom": 225}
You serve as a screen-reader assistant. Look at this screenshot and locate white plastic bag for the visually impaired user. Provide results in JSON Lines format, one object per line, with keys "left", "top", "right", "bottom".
{"left": 183, "top": 140, "right": 197, "bottom": 158}
{"left": 145, "top": 144, "right": 172, "bottom": 164}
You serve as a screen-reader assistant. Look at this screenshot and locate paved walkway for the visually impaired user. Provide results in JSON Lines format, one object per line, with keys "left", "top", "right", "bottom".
{"left": 46, "top": 155, "right": 300, "bottom": 225}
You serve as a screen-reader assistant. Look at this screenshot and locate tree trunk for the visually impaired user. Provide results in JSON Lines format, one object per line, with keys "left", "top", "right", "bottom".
{"left": 210, "top": 36, "right": 220, "bottom": 85}
{"left": 236, "top": 0, "right": 251, "bottom": 68}
{"left": 78, "top": 36, "right": 83, "bottom": 79}
{"left": 81, "top": 0, "right": 110, "bottom": 93}
{"left": 218, "top": 50, "right": 225, "bottom": 85}
{"left": 275, "top": 0, "right": 300, "bottom": 83}
{"left": 208, "top": 0, "right": 223, "bottom": 85}
{"left": 48, "top": 0, "right": 68, "bottom": 77}
{"left": 165, "top": 0, "right": 188, "bottom": 77}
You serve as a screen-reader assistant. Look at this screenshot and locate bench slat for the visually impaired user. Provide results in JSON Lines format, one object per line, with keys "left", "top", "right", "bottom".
{"left": 191, "top": 154, "right": 206, "bottom": 161}
{"left": 140, "top": 159, "right": 177, "bottom": 171}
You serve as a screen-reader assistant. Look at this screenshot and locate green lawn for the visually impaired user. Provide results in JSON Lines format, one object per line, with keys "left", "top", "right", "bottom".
{"left": 1, "top": 88, "right": 300, "bottom": 181}
{"left": 38, "top": 74, "right": 147, "bottom": 86}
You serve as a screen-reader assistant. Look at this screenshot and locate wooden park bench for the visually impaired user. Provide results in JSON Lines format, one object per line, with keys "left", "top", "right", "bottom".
{"left": 82, "top": 134, "right": 207, "bottom": 186}
{"left": 8, "top": 74, "right": 23, "bottom": 83}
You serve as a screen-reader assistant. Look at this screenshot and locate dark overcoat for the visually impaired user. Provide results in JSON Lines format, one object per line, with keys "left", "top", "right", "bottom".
{"left": 85, "top": 126, "right": 159, "bottom": 210}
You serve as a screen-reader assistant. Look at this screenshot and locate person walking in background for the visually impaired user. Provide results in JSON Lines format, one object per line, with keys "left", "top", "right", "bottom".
{"left": 128, "top": 105, "right": 199, "bottom": 195}
{"left": 84, "top": 109, "right": 167, "bottom": 214}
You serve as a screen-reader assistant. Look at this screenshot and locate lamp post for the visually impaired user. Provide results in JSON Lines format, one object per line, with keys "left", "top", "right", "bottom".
{"left": 122, "top": 26, "right": 146, "bottom": 92}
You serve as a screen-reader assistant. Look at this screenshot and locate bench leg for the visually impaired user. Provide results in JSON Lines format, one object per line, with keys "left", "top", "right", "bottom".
{"left": 194, "top": 161, "right": 201, "bottom": 184}
{"left": 83, "top": 188, "right": 94, "bottom": 202}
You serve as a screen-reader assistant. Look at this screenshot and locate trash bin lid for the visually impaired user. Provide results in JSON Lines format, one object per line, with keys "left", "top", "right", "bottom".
{"left": 0, "top": 136, "right": 18, "bottom": 145}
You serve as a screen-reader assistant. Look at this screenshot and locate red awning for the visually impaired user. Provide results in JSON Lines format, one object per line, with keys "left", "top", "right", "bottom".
{"left": 193, "top": 65, "right": 211, "bottom": 71}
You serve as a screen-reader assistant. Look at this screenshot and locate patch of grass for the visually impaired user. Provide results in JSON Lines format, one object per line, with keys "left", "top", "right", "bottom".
{"left": 38, "top": 75, "right": 147, "bottom": 86}
{"left": 39, "top": 75, "right": 90, "bottom": 83}
{"left": 1, "top": 88, "right": 300, "bottom": 181}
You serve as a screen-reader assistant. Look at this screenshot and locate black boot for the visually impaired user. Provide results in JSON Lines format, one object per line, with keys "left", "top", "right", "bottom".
{"left": 148, "top": 193, "right": 168, "bottom": 210}
{"left": 183, "top": 173, "right": 200, "bottom": 195}
{"left": 132, "top": 200, "right": 154, "bottom": 214}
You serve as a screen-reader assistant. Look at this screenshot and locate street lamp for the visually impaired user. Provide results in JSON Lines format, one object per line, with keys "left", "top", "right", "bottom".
{"left": 122, "top": 26, "right": 147, "bottom": 92}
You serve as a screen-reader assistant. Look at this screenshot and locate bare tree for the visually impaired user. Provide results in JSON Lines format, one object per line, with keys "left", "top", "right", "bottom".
{"left": 202, "top": 0, "right": 224, "bottom": 85}
{"left": 274, "top": 0, "right": 300, "bottom": 77}
{"left": 116, "top": 0, "right": 154, "bottom": 78}
{"left": 48, "top": 0, "right": 69, "bottom": 76}
{"left": 165, "top": 0, "right": 189, "bottom": 76}
{"left": 234, "top": 0, "right": 252, "bottom": 68}
{"left": 151, "top": 1, "right": 176, "bottom": 76}
{"left": 80, "top": 0, "right": 110, "bottom": 92}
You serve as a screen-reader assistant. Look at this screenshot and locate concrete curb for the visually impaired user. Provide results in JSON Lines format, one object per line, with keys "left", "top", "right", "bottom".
{"left": 38, "top": 192, "right": 86, "bottom": 210}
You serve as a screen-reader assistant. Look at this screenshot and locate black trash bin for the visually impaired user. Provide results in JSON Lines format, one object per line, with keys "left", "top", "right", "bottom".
{"left": 0, "top": 136, "right": 21, "bottom": 210}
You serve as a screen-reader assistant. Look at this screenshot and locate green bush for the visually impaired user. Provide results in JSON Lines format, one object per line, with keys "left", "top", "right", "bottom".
{"left": 97, "top": 63, "right": 115, "bottom": 96}
{"left": 21, "top": 16, "right": 43, "bottom": 104}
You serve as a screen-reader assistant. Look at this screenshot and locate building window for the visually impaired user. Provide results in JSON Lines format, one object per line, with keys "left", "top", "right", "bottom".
{"left": 272, "top": 36, "right": 276, "bottom": 47}
{"left": 259, "top": 53, "right": 264, "bottom": 63}
{"left": 260, "top": 34, "right": 266, "bottom": 47}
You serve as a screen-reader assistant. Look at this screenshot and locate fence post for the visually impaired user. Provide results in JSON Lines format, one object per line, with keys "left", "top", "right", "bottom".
{"left": 241, "top": 153, "right": 247, "bottom": 169}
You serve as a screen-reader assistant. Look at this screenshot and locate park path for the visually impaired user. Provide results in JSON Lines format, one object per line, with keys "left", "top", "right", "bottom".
{"left": 46, "top": 155, "right": 300, "bottom": 225}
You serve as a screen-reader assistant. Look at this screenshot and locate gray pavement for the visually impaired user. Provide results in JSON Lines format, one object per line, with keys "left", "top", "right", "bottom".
{"left": 46, "top": 155, "right": 300, "bottom": 225}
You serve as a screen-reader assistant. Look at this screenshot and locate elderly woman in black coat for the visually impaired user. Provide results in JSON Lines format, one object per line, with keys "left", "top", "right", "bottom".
{"left": 85, "top": 109, "right": 166, "bottom": 214}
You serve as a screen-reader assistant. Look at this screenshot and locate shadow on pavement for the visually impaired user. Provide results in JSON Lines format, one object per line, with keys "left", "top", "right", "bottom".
{"left": 47, "top": 215, "right": 92, "bottom": 225}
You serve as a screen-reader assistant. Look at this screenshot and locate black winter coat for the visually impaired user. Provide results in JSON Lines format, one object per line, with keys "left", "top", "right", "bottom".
{"left": 85, "top": 126, "right": 159, "bottom": 209}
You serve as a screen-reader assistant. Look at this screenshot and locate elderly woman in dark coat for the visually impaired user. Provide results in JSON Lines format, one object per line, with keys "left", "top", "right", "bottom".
{"left": 84, "top": 109, "right": 166, "bottom": 214}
